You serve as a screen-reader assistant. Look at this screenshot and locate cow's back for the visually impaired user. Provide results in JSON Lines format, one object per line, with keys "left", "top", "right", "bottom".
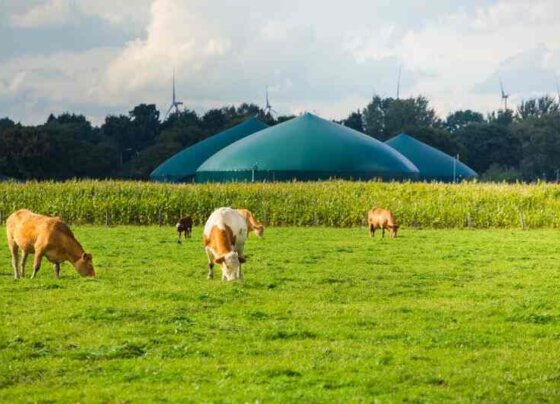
{"left": 368, "top": 208, "right": 395, "bottom": 227}
{"left": 8, "top": 210, "right": 45, "bottom": 249}
{"left": 7, "top": 209, "right": 70, "bottom": 252}
{"left": 204, "top": 208, "right": 248, "bottom": 245}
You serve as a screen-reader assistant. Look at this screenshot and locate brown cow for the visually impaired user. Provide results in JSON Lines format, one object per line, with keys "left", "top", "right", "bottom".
{"left": 368, "top": 208, "right": 399, "bottom": 238}
{"left": 6, "top": 209, "right": 95, "bottom": 279}
{"left": 176, "top": 216, "right": 193, "bottom": 243}
{"left": 236, "top": 209, "right": 264, "bottom": 237}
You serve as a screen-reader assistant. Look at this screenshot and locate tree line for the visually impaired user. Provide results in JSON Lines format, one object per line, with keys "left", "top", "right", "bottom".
{"left": 0, "top": 95, "right": 559, "bottom": 182}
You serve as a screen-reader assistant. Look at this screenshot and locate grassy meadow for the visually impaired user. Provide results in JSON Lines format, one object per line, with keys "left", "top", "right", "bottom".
{"left": 1, "top": 226, "right": 560, "bottom": 402}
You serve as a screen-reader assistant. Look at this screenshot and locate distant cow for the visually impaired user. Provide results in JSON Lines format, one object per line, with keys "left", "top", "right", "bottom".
{"left": 176, "top": 216, "right": 193, "bottom": 243}
{"left": 236, "top": 209, "right": 264, "bottom": 237}
{"left": 203, "top": 207, "right": 248, "bottom": 281}
{"left": 368, "top": 208, "right": 399, "bottom": 238}
{"left": 6, "top": 209, "right": 95, "bottom": 279}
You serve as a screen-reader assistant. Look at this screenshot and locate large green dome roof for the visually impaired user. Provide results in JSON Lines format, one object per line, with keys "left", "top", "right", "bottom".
{"left": 150, "top": 117, "right": 268, "bottom": 182}
{"left": 385, "top": 133, "right": 478, "bottom": 182}
{"left": 196, "top": 113, "right": 419, "bottom": 182}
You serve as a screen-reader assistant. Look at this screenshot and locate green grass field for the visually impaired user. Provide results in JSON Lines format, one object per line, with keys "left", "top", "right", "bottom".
{"left": 1, "top": 226, "right": 560, "bottom": 402}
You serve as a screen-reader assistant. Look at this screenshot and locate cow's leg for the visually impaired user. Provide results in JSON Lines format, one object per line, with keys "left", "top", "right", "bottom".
{"left": 53, "top": 263, "right": 61, "bottom": 279}
{"left": 177, "top": 230, "right": 182, "bottom": 244}
{"left": 237, "top": 265, "right": 244, "bottom": 282}
{"left": 237, "top": 244, "right": 246, "bottom": 261}
{"left": 9, "top": 242, "right": 19, "bottom": 279}
{"left": 205, "top": 247, "right": 214, "bottom": 279}
{"left": 31, "top": 251, "right": 44, "bottom": 279}
{"left": 20, "top": 251, "right": 28, "bottom": 279}
{"left": 382, "top": 227, "right": 385, "bottom": 238}
{"left": 187, "top": 227, "right": 192, "bottom": 238}
{"left": 369, "top": 224, "right": 375, "bottom": 237}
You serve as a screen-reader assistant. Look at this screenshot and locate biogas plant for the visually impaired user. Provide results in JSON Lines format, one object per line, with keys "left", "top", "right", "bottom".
{"left": 150, "top": 113, "right": 478, "bottom": 184}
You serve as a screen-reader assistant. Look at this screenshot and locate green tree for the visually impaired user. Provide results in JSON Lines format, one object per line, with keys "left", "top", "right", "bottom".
{"left": 0, "top": 126, "right": 55, "bottom": 179}
{"left": 454, "top": 123, "right": 521, "bottom": 174}
{"left": 513, "top": 113, "right": 560, "bottom": 180}
{"left": 363, "top": 95, "right": 440, "bottom": 140}
{"left": 201, "top": 109, "right": 228, "bottom": 133}
{"left": 445, "top": 110, "right": 485, "bottom": 133}
{"left": 0, "top": 117, "right": 15, "bottom": 133}
{"left": 129, "top": 104, "right": 160, "bottom": 150}
{"left": 343, "top": 111, "right": 364, "bottom": 132}
{"left": 516, "top": 96, "right": 559, "bottom": 120}
{"left": 487, "top": 110, "right": 514, "bottom": 126}
{"left": 406, "top": 127, "right": 466, "bottom": 159}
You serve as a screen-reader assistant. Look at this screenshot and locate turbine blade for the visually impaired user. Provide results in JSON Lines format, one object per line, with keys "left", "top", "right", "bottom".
{"left": 500, "top": 79, "right": 505, "bottom": 98}
{"left": 164, "top": 104, "right": 174, "bottom": 119}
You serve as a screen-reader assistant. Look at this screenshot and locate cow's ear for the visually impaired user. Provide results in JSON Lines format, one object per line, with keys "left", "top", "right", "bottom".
{"left": 238, "top": 256, "right": 246, "bottom": 264}
{"left": 82, "top": 253, "right": 92, "bottom": 262}
{"left": 215, "top": 256, "right": 225, "bottom": 264}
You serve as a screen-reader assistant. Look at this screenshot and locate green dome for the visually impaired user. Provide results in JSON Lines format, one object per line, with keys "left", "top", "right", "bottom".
{"left": 196, "top": 113, "right": 419, "bottom": 182}
{"left": 150, "top": 117, "right": 268, "bottom": 182}
{"left": 386, "top": 133, "right": 478, "bottom": 182}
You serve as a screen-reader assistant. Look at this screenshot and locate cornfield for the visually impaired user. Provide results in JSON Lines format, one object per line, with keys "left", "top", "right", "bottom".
{"left": 1, "top": 180, "right": 559, "bottom": 228}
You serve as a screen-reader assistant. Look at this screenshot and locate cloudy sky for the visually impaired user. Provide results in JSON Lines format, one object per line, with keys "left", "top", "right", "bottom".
{"left": 1, "top": 0, "right": 559, "bottom": 125}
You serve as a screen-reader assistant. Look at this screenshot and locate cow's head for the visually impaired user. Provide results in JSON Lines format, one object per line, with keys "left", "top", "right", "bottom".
{"left": 254, "top": 225, "right": 264, "bottom": 238}
{"left": 215, "top": 251, "right": 244, "bottom": 281}
{"left": 75, "top": 252, "right": 96, "bottom": 277}
{"left": 389, "top": 225, "right": 399, "bottom": 238}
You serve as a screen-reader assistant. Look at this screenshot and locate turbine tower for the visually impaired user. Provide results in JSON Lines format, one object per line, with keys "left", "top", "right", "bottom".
{"left": 165, "top": 69, "right": 183, "bottom": 119}
{"left": 264, "top": 86, "right": 277, "bottom": 116}
{"left": 500, "top": 79, "right": 509, "bottom": 111}
{"left": 396, "top": 64, "right": 402, "bottom": 99}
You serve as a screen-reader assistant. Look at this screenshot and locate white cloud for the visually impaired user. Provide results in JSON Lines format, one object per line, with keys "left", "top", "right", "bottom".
{"left": 3, "top": 0, "right": 560, "bottom": 124}
{"left": 9, "top": 0, "right": 151, "bottom": 29}
{"left": 104, "top": 0, "right": 234, "bottom": 94}
{"left": 10, "top": 0, "right": 78, "bottom": 28}
{"left": 78, "top": 0, "right": 151, "bottom": 26}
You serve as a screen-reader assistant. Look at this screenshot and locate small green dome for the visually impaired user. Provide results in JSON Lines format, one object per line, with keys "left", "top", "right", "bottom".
{"left": 386, "top": 133, "right": 478, "bottom": 182}
{"left": 196, "top": 113, "right": 419, "bottom": 182}
{"left": 150, "top": 117, "right": 268, "bottom": 182}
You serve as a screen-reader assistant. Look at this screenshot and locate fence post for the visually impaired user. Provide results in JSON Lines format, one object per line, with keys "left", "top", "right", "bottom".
{"left": 466, "top": 214, "right": 472, "bottom": 228}
{"left": 313, "top": 211, "right": 318, "bottom": 226}
{"left": 519, "top": 211, "right": 526, "bottom": 231}
{"left": 105, "top": 210, "right": 109, "bottom": 227}
{"left": 159, "top": 211, "right": 163, "bottom": 227}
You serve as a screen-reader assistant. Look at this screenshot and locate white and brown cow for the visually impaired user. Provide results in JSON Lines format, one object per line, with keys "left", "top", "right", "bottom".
{"left": 203, "top": 207, "right": 248, "bottom": 281}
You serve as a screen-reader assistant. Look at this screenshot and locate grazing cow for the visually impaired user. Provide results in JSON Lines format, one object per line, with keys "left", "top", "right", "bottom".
{"left": 368, "top": 208, "right": 399, "bottom": 238}
{"left": 176, "top": 216, "right": 193, "bottom": 243}
{"left": 203, "top": 207, "right": 248, "bottom": 281}
{"left": 6, "top": 209, "right": 95, "bottom": 279}
{"left": 236, "top": 209, "right": 264, "bottom": 238}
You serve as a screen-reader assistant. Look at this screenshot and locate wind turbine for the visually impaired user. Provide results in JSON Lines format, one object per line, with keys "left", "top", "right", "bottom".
{"left": 264, "top": 86, "right": 277, "bottom": 116}
{"left": 396, "top": 64, "right": 402, "bottom": 99}
{"left": 500, "top": 79, "right": 509, "bottom": 111}
{"left": 164, "top": 69, "right": 183, "bottom": 119}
